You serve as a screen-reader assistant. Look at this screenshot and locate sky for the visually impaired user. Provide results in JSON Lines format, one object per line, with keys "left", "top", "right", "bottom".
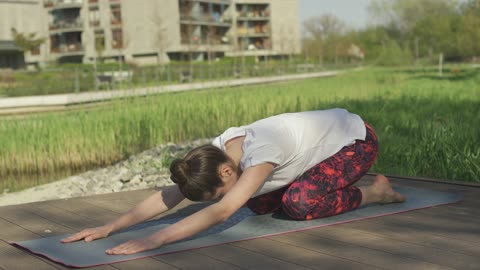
{"left": 298, "top": 0, "right": 374, "bottom": 30}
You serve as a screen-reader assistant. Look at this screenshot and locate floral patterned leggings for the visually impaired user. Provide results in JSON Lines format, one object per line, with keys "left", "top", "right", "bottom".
{"left": 246, "top": 124, "right": 378, "bottom": 220}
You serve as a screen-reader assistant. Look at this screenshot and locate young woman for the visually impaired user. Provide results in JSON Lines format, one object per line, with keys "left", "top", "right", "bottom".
{"left": 61, "top": 108, "right": 405, "bottom": 255}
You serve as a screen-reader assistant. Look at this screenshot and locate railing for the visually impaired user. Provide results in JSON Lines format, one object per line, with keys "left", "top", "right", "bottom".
{"left": 237, "top": 28, "right": 270, "bottom": 36}
{"left": 49, "top": 19, "right": 83, "bottom": 31}
{"left": 90, "top": 20, "right": 100, "bottom": 27}
{"left": 238, "top": 43, "right": 272, "bottom": 51}
{"left": 51, "top": 43, "right": 84, "bottom": 54}
{"left": 236, "top": 9, "right": 270, "bottom": 19}
{"left": 44, "top": 0, "right": 83, "bottom": 8}
{"left": 111, "top": 18, "right": 122, "bottom": 25}
{"left": 186, "top": 0, "right": 231, "bottom": 4}
{"left": 180, "top": 14, "right": 232, "bottom": 24}
{"left": 236, "top": 16, "right": 270, "bottom": 21}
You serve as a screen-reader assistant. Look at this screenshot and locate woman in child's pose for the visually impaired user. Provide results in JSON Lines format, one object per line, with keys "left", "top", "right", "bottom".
{"left": 62, "top": 108, "right": 405, "bottom": 255}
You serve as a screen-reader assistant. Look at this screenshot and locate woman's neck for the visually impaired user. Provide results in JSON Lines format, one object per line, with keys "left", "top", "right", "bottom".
{"left": 224, "top": 136, "right": 245, "bottom": 175}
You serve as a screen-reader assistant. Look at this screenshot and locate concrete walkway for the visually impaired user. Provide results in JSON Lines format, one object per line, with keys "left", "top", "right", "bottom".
{"left": 0, "top": 71, "right": 340, "bottom": 114}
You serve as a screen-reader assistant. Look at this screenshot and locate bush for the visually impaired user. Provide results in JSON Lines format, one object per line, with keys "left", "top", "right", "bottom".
{"left": 376, "top": 40, "right": 414, "bottom": 66}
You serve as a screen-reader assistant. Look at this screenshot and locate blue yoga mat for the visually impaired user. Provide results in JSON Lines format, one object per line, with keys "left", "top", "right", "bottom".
{"left": 10, "top": 186, "right": 462, "bottom": 268}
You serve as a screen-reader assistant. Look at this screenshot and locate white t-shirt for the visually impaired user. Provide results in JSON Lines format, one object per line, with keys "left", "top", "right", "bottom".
{"left": 212, "top": 108, "right": 366, "bottom": 197}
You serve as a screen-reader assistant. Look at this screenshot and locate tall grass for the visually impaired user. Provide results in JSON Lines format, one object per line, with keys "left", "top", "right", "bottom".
{"left": 1, "top": 67, "right": 479, "bottom": 192}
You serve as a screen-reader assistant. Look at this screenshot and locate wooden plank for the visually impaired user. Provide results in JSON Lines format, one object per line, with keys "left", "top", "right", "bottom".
{"left": 0, "top": 217, "right": 41, "bottom": 241}
{"left": 231, "top": 238, "right": 381, "bottom": 270}
{"left": 405, "top": 204, "right": 480, "bottom": 224}
{"left": 27, "top": 203, "right": 105, "bottom": 231}
{"left": 356, "top": 209, "right": 480, "bottom": 243}
{"left": 332, "top": 217, "right": 480, "bottom": 257}
{"left": 0, "top": 205, "right": 74, "bottom": 237}
{"left": 439, "top": 201, "right": 480, "bottom": 215}
{"left": 155, "top": 251, "right": 247, "bottom": 270}
{"left": 267, "top": 232, "right": 455, "bottom": 270}
{"left": 77, "top": 198, "right": 135, "bottom": 214}
{"left": 112, "top": 258, "right": 180, "bottom": 270}
{"left": 195, "top": 244, "right": 314, "bottom": 270}
{"left": 43, "top": 199, "right": 121, "bottom": 225}
{"left": 79, "top": 189, "right": 158, "bottom": 203}
{"left": 303, "top": 226, "right": 479, "bottom": 270}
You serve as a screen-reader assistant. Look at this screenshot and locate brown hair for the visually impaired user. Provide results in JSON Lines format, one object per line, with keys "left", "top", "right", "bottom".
{"left": 169, "top": 144, "right": 233, "bottom": 201}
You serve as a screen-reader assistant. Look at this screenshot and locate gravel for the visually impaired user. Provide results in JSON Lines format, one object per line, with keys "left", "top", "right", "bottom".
{"left": 0, "top": 138, "right": 213, "bottom": 206}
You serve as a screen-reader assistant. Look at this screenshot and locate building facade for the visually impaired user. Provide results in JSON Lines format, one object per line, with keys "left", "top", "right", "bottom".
{"left": 0, "top": 0, "right": 300, "bottom": 68}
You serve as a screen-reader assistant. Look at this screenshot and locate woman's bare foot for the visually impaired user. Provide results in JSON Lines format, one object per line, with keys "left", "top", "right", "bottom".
{"left": 371, "top": 174, "right": 406, "bottom": 204}
{"left": 359, "top": 174, "right": 405, "bottom": 206}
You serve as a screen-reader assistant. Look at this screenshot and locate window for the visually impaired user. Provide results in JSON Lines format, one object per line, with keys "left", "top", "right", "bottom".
{"left": 89, "top": 6, "right": 100, "bottom": 27}
{"left": 94, "top": 30, "right": 105, "bottom": 51}
{"left": 30, "top": 46, "right": 40, "bottom": 56}
{"left": 112, "top": 29, "right": 123, "bottom": 48}
{"left": 111, "top": 4, "right": 122, "bottom": 25}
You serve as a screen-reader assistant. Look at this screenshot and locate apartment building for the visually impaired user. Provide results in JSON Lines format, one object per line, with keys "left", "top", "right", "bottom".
{"left": 0, "top": 0, "right": 300, "bottom": 68}
{"left": 0, "top": 0, "right": 47, "bottom": 69}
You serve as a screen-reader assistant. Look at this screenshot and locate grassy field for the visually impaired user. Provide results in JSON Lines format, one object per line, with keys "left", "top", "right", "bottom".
{"left": 1, "top": 66, "right": 479, "bottom": 192}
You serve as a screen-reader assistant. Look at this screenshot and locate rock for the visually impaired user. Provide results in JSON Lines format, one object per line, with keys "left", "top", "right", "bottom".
{"left": 144, "top": 175, "right": 158, "bottom": 183}
{"left": 130, "top": 174, "right": 143, "bottom": 185}
{"left": 86, "top": 179, "right": 96, "bottom": 191}
{"left": 112, "top": 181, "right": 123, "bottom": 192}
{"left": 0, "top": 137, "right": 214, "bottom": 207}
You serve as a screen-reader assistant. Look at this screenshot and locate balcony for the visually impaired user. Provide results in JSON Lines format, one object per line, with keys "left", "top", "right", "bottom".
{"left": 180, "top": 14, "right": 232, "bottom": 27}
{"left": 44, "top": 0, "right": 83, "bottom": 10}
{"left": 49, "top": 19, "right": 83, "bottom": 32}
{"left": 235, "top": 39, "right": 272, "bottom": 53}
{"left": 111, "top": 18, "right": 122, "bottom": 26}
{"left": 236, "top": 15, "right": 270, "bottom": 21}
{"left": 51, "top": 43, "right": 84, "bottom": 55}
{"left": 182, "top": 0, "right": 231, "bottom": 4}
{"left": 235, "top": 4, "right": 270, "bottom": 21}
{"left": 237, "top": 27, "right": 270, "bottom": 37}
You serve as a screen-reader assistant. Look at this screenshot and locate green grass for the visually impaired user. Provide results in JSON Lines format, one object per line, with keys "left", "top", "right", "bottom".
{"left": 1, "top": 67, "right": 479, "bottom": 192}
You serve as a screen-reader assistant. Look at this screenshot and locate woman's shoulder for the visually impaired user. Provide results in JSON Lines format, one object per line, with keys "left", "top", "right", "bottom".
{"left": 212, "top": 126, "right": 247, "bottom": 150}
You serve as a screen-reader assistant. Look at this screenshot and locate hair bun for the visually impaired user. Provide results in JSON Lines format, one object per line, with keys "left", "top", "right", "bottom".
{"left": 169, "top": 159, "right": 190, "bottom": 186}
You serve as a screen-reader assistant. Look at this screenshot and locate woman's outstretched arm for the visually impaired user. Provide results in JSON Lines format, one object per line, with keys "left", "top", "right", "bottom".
{"left": 61, "top": 184, "right": 185, "bottom": 243}
{"left": 106, "top": 163, "right": 274, "bottom": 255}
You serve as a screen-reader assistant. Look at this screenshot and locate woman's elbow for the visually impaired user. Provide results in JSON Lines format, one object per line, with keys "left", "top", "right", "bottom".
{"left": 218, "top": 209, "right": 232, "bottom": 223}
{"left": 216, "top": 204, "right": 236, "bottom": 223}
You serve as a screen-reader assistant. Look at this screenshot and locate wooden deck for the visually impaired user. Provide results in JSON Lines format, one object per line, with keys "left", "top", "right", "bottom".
{"left": 0, "top": 175, "right": 479, "bottom": 270}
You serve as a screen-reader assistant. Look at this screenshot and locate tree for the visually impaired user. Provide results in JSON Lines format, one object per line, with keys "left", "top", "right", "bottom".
{"left": 368, "top": 0, "right": 458, "bottom": 33}
{"left": 457, "top": 0, "right": 480, "bottom": 59}
{"left": 11, "top": 28, "right": 46, "bottom": 54}
{"left": 302, "top": 14, "right": 346, "bottom": 64}
{"left": 367, "top": 0, "right": 460, "bottom": 61}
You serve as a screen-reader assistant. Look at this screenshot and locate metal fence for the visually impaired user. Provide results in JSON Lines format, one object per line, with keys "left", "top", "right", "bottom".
{"left": 0, "top": 60, "right": 359, "bottom": 98}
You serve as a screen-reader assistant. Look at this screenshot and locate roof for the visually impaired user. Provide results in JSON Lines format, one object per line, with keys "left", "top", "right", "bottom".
{"left": 0, "top": 40, "right": 22, "bottom": 52}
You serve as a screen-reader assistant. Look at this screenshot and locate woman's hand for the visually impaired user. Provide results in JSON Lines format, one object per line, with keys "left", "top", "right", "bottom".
{"left": 105, "top": 235, "right": 163, "bottom": 255}
{"left": 60, "top": 225, "right": 113, "bottom": 243}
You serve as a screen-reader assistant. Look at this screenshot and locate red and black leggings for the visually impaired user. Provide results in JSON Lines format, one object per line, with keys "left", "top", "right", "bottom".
{"left": 246, "top": 123, "right": 378, "bottom": 220}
